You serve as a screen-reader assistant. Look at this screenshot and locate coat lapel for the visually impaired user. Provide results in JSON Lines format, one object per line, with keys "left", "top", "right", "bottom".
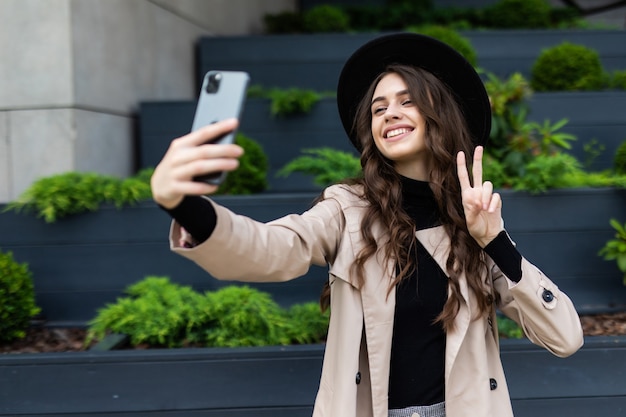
{"left": 348, "top": 219, "right": 396, "bottom": 417}
{"left": 415, "top": 226, "right": 471, "bottom": 380}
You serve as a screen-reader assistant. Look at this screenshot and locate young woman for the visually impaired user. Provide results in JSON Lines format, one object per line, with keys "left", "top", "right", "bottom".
{"left": 151, "top": 33, "right": 583, "bottom": 417}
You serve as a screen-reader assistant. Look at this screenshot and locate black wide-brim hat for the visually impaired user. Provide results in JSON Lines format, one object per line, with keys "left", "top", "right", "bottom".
{"left": 337, "top": 32, "right": 491, "bottom": 152}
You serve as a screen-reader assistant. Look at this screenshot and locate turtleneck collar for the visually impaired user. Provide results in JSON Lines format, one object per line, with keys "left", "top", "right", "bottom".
{"left": 400, "top": 175, "right": 441, "bottom": 230}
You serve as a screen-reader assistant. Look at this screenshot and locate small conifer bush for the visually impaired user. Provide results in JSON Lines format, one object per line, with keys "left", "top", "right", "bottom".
{"left": 0, "top": 250, "right": 40, "bottom": 343}
{"left": 531, "top": 42, "right": 605, "bottom": 91}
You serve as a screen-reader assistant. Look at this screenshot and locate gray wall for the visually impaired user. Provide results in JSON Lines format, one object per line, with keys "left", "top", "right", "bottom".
{"left": 0, "top": 0, "right": 295, "bottom": 203}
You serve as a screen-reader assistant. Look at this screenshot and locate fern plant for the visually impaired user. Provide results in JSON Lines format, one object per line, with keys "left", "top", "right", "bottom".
{"left": 267, "top": 88, "right": 323, "bottom": 117}
{"left": 278, "top": 147, "right": 362, "bottom": 186}
{"left": 284, "top": 302, "right": 330, "bottom": 344}
{"left": 5, "top": 169, "right": 153, "bottom": 222}
{"left": 87, "top": 277, "right": 331, "bottom": 349}
{"left": 598, "top": 219, "right": 626, "bottom": 285}
{"left": 86, "top": 276, "right": 203, "bottom": 347}
{"left": 248, "top": 85, "right": 334, "bottom": 117}
{"left": 199, "top": 286, "right": 291, "bottom": 347}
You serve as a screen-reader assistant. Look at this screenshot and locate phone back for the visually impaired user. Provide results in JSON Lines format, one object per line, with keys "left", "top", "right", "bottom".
{"left": 192, "top": 70, "right": 250, "bottom": 135}
{"left": 191, "top": 70, "right": 249, "bottom": 184}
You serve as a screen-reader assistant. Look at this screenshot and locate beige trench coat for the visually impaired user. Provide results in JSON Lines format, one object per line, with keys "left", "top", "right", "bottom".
{"left": 169, "top": 184, "right": 584, "bottom": 417}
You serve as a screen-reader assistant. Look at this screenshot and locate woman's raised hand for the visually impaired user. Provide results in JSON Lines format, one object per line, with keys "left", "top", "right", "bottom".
{"left": 150, "top": 118, "right": 243, "bottom": 209}
{"left": 456, "top": 146, "right": 503, "bottom": 248}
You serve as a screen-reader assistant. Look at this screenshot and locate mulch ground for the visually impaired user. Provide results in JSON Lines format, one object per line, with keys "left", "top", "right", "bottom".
{"left": 1, "top": 312, "right": 625, "bottom": 354}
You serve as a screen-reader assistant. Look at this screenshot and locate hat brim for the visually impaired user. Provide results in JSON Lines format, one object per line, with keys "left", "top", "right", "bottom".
{"left": 337, "top": 32, "right": 491, "bottom": 152}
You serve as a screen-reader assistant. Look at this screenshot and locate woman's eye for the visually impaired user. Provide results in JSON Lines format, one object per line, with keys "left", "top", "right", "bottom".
{"left": 402, "top": 99, "right": 413, "bottom": 106}
{"left": 373, "top": 107, "right": 386, "bottom": 114}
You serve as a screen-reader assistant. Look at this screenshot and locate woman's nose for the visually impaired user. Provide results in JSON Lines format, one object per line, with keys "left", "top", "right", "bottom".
{"left": 385, "top": 103, "right": 402, "bottom": 120}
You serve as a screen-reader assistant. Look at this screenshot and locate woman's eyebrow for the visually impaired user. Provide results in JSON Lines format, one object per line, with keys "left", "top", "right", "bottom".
{"left": 371, "top": 89, "right": 410, "bottom": 106}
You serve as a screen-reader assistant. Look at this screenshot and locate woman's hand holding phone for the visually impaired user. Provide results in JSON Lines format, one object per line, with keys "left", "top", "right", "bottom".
{"left": 150, "top": 118, "right": 243, "bottom": 210}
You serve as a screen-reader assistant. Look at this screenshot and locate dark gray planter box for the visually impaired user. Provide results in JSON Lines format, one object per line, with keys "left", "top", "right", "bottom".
{"left": 465, "top": 29, "right": 626, "bottom": 78}
{"left": 500, "top": 187, "right": 626, "bottom": 313}
{"left": 527, "top": 91, "right": 626, "bottom": 171}
{"left": 0, "top": 336, "right": 624, "bottom": 416}
{"left": 138, "top": 97, "right": 353, "bottom": 194}
{"left": 196, "top": 30, "right": 626, "bottom": 90}
{"left": 139, "top": 91, "right": 626, "bottom": 192}
{"left": 0, "top": 187, "right": 625, "bottom": 325}
{"left": 0, "top": 194, "right": 327, "bottom": 326}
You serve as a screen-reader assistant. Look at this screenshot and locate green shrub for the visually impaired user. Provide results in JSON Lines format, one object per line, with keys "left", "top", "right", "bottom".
{"left": 285, "top": 302, "right": 330, "bottom": 344}
{"left": 427, "top": 6, "right": 484, "bottom": 29}
{"left": 561, "top": 170, "right": 626, "bottom": 189}
{"left": 278, "top": 147, "right": 362, "bottom": 186}
{"left": 483, "top": 0, "right": 551, "bottom": 28}
{"left": 598, "top": 219, "right": 626, "bottom": 285}
{"left": 86, "top": 276, "right": 203, "bottom": 348}
{"left": 482, "top": 153, "right": 510, "bottom": 189}
{"left": 407, "top": 25, "right": 477, "bottom": 67}
{"left": 609, "top": 70, "right": 626, "bottom": 90}
{"left": 201, "top": 286, "right": 290, "bottom": 347}
{"left": 215, "top": 133, "right": 268, "bottom": 195}
{"left": 498, "top": 316, "right": 524, "bottom": 339}
{"left": 266, "top": 88, "right": 324, "bottom": 117}
{"left": 485, "top": 72, "right": 532, "bottom": 158}
{"left": 302, "top": 5, "right": 350, "bottom": 33}
{"left": 339, "top": 0, "right": 435, "bottom": 31}
{"left": 490, "top": 114, "right": 577, "bottom": 188}
{"left": 0, "top": 250, "right": 40, "bottom": 343}
{"left": 4, "top": 134, "right": 267, "bottom": 220}
{"left": 481, "top": 71, "right": 626, "bottom": 192}
{"left": 513, "top": 152, "right": 583, "bottom": 193}
{"left": 381, "top": 0, "right": 433, "bottom": 29}
{"left": 549, "top": 6, "right": 584, "bottom": 28}
{"left": 340, "top": 4, "right": 381, "bottom": 31}
{"left": 263, "top": 11, "right": 303, "bottom": 34}
{"left": 87, "top": 277, "right": 330, "bottom": 349}
{"left": 614, "top": 141, "right": 626, "bottom": 175}
{"left": 249, "top": 86, "right": 334, "bottom": 117}
{"left": 531, "top": 42, "right": 605, "bottom": 91}
{"left": 582, "top": 139, "right": 606, "bottom": 169}
{"left": 5, "top": 169, "right": 153, "bottom": 222}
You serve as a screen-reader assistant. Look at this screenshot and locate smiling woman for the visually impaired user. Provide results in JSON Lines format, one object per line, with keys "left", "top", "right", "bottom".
{"left": 150, "top": 32, "right": 583, "bottom": 417}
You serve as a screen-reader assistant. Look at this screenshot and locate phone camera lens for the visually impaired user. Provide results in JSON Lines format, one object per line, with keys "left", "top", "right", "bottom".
{"left": 206, "top": 72, "right": 221, "bottom": 94}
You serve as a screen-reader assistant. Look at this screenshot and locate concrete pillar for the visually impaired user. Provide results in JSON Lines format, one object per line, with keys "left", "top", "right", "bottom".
{"left": 0, "top": 0, "right": 295, "bottom": 202}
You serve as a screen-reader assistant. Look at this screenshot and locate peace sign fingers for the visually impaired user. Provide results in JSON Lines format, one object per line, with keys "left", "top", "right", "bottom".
{"left": 456, "top": 146, "right": 484, "bottom": 191}
{"left": 456, "top": 146, "right": 504, "bottom": 248}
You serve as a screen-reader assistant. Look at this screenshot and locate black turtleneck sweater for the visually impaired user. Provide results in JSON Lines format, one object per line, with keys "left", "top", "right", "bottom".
{"left": 388, "top": 176, "right": 448, "bottom": 408}
{"left": 161, "top": 180, "right": 522, "bottom": 409}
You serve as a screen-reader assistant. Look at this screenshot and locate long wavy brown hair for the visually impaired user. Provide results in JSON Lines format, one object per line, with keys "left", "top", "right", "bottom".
{"left": 321, "top": 64, "right": 492, "bottom": 331}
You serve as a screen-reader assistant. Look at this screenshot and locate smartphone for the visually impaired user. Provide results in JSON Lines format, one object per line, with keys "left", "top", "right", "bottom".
{"left": 191, "top": 70, "right": 250, "bottom": 185}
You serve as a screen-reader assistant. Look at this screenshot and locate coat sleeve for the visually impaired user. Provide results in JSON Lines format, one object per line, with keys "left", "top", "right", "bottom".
{"left": 492, "top": 254, "right": 584, "bottom": 358}
{"left": 168, "top": 186, "right": 346, "bottom": 283}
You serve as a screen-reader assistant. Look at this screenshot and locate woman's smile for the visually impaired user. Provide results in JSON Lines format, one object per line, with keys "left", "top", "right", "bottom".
{"left": 384, "top": 125, "right": 414, "bottom": 140}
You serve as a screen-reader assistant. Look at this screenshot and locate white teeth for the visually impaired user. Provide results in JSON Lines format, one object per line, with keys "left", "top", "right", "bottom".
{"left": 386, "top": 128, "right": 411, "bottom": 138}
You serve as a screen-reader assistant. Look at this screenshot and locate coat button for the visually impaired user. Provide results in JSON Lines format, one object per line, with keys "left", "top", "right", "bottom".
{"left": 542, "top": 289, "right": 555, "bottom": 302}
{"left": 355, "top": 371, "right": 361, "bottom": 384}
{"left": 490, "top": 378, "right": 498, "bottom": 390}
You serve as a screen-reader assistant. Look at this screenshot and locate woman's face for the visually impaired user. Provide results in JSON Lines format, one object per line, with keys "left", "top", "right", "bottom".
{"left": 370, "top": 72, "right": 429, "bottom": 180}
